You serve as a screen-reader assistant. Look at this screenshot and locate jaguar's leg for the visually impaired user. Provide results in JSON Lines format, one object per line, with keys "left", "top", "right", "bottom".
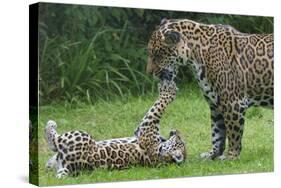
{"left": 55, "top": 153, "right": 69, "bottom": 178}
{"left": 201, "top": 105, "right": 226, "bottom": 160}
{"left": 224, "top": 102, "right": 246, "bottom": 159}
{"left": 45, "top": 153, "right": 58, "bottom": 170}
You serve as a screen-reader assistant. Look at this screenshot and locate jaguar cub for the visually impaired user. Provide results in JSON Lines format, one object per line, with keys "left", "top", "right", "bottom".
{"left": 45, "top": 80, "right": 186, "bottom": 178}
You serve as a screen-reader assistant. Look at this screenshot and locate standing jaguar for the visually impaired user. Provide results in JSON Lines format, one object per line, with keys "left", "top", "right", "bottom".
{"left": 45, "top": 80, "right": 186, "bottom": 178}
{"left": 146, "top": 18, "right": 273, "bottom": 159}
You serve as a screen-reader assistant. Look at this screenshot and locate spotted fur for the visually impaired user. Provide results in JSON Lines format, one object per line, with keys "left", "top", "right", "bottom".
{"left": 146, "top": 18, "right": 273, "bottom": 159}
{"left": 45, "top": 80, "right": 186, "bottom": 178}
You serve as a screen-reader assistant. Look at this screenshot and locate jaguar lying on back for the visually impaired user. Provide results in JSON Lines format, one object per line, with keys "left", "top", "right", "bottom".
{"left": 45, "top": 80, "right": 186, "bottom": 178}
{"left": 146, "top": 18, "right": 273, "bottom": 159}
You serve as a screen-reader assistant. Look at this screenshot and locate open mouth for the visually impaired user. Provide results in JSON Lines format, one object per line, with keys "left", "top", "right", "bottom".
{"left": 172, "top": 155, "right": 184, "bottom": 163}
{"left": 151, "top": 66, "right": 175, "bottom": 82}
{"left": 159, "top": 69, "right": 174, "bottom": 81}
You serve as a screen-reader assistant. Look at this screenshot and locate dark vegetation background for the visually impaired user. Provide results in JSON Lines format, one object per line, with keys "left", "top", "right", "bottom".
{"left": 38, "top": 3, "right": 273, "bottom": 105}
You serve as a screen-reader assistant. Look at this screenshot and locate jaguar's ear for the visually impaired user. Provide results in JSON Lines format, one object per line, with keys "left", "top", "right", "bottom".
{"left": 160, "top": 18, "right": 168, "bottom": 25}
{"left": 155, "top": 18, "right": 168, "bottom": 30}
{"left": 164, "top": 31, "right": 181, "bottom": 46}
{"left": 169, "top": 130, "right": 180, "bottom": 137}
{"left": 170, "top": 130, "right": 180, "bottom": 137}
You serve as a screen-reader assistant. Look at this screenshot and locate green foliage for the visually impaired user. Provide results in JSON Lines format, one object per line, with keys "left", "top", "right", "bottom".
{"left": 38, "top": 88, "right": 273, "bottom": 186}
{"left": 38, "top": 3, "right": 273, "bottom": 104}
{"left": 39, "top": 5, "right": 156, "bottom": 104}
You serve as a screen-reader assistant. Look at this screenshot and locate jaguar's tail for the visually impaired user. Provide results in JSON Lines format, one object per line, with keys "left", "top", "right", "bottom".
{"left": 45, "top": 120, "right": 59, "bottom": 152}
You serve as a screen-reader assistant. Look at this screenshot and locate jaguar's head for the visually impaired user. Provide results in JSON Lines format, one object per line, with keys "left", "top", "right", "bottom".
{"left": 158, "top": 130, "right": 187, "bottom": 164}
{"left": 146, "top": 19, "right": 191, "bottom": 80}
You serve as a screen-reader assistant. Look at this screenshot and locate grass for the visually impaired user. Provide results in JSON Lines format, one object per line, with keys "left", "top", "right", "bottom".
{"left": 37, "top": 86, "right": 274, "bottom": 186}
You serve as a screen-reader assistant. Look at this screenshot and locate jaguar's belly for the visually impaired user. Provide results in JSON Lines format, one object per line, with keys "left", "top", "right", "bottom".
{"left": 94, "top": 137, "right": 145, "bottom": 169}
{"left": 247, "top": 91, "right": 274, "bottom": 108}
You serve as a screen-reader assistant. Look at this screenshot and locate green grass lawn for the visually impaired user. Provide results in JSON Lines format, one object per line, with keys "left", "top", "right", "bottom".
{"left": 37, "top": 87, "right": 274, "bottom": 186}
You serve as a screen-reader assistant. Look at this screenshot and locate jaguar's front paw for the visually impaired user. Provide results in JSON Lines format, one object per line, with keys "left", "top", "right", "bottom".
{"left": 200, "top": 151, "right": 225, "bottom": 160}
{"left": 56, "top": 173, "right": 66, "bottom": 179}
{"left": 200, "top": 151, "right": 211, "bottom": 159}
{"left": 56, "top": 169, "right": 68, "bottom": 179}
